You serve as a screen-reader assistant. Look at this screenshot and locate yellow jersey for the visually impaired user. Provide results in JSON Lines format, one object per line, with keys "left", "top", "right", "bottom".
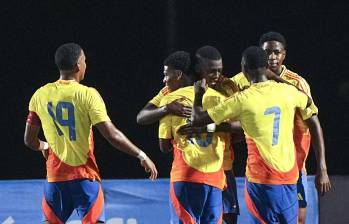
{"left": 208, "top": 81, "right": 309, "bottom": 184}
{"left": 29, "top": 80, "right": 110, "bottom": 182}
{"left": 149, "top": 86, "right": 170, "bottom": 107}
{"left": 159, "top": 86, "right": 228, "bottom": 189}
{"left": 231, "top": 67, "right": 317, "bottom": 171}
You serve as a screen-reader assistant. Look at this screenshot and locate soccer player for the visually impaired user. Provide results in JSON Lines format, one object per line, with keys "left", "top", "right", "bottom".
{"left": 191, "top": 46, "right": 241, "bottom": 224}
{"left": 136, "top": 51, "right": 192, "bottom": 125}
{"left": 160, "top": 46, "right": 241, "bottom": 224}
{"left": 135, "top": 51, "right": 192, "bottom": 223}
{"left": 188, "top": 46, "right": 316, "bottom": 223}
{"left": 158, "top": 70, "right": 226, "bottom": 224}
{"left": 231, "top": 32, "right": 331, "bottom": 223}
{"left": 137, "top": 49, "right": 241, "bottom": 224}
{"left": 24, "top": 43, "right": 158, "bottom": 224}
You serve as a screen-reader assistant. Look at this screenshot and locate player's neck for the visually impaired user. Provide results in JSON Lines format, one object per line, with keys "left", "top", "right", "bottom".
{"left": 250, "top": 75, "right": 268, "bottom": 84}
{"left": 59, "top": 73, "right": 80, "bottom": 82}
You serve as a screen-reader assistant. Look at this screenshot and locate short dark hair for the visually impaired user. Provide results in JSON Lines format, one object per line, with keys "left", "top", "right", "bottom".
{"left": 259, "top": 31, "right": 287, "bottom": 48}
{"left": 195, "top": 45, "right": 222, "bottom": 60}
{"left": 242, "top": 46, "right": 268, "bottom": 70}
{"left": 163, "top": 51, "right": 191, "bottom": 74}
{"left": 55, "top": 43, "right": 83, "bottom": 71}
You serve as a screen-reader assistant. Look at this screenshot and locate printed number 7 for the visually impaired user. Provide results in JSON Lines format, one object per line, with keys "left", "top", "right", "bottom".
{"left": 48, "top": 102, "right": 76, "bottom": 141}
{"left": 264, "top": 106, "right": 281, "bottom": 146}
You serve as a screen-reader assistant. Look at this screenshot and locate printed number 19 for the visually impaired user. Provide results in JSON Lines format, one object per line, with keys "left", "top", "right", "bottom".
{"left": 264, "top": 106, "right": 281, "bottom": 146}
{"left": 48, "top": 102, "right": 76, "bottom": 141}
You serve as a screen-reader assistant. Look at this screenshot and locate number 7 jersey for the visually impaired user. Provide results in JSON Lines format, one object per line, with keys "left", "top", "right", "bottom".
{"left": 29, "top": 80, "right": 110, "bottom": 182}
{"left": 207, "top": 81, "right": 309, "bottom": 185}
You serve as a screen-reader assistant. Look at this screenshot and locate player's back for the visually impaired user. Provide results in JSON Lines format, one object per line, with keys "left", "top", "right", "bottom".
{"left": 29, "top": 80, "right": 109, "bottom": 182}
{"left": 235, "top": 81, "right": 308, "bottom": 184}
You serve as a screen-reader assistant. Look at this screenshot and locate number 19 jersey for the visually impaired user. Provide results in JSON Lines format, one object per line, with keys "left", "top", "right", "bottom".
{"left": 29, "top": 80, "right": 110, "bottom": 182}
{"left": 207, "top": 81, "right": 309, "bottom": 185}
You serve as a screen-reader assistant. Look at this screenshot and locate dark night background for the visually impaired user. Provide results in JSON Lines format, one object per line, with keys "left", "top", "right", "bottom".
{"left": 1, "top": 1, "right": 348, "bottom": 180}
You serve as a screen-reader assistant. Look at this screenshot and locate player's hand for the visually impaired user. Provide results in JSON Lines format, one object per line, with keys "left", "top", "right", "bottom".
{"left": 315, "top": 169, "right": 331, "bottom": 196}
{"left": 165, "top": 99, "right": 192, "bottom": 117}
{"left": 177, "top": 124, "right": 206, "bottom": 136}
{"left": 140, "top": 157, "right": 158, "bottom": 180}
{"left": 265, "top": 69, "right": 281, "bottom": 81}
{"left": 194, "top": 79, "right": 207, "bottom": 96}
{"left": 215, "top": 77, "right": 239, "bottom": 96}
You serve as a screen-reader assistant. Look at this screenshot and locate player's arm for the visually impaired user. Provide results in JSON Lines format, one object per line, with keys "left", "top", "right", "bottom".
{"left": 24, "top": 111, "right": 49, "bottom": 160}
{"left": 265, "top": 69, "right": 295, "bottom": 86}
{"left": 136, "top": 101, "right": 192, "bottom": 125}
{"left": 177, "top": 121, "right": 243, "bottom": 136}
{"left": 216, "top": 121, "right": 243, "bottom": 133}
{"left": 95, "top": 121, "right": 158, "bottom": 180}
{"left": 218, "top": 121, "right": 245, "bottom": 143}
{"left": 265, "top": 69, "right": 309, "bottom": 94}
{"left": 305, "top": 115, "right": 331, "bottom": 195}
{"left": 159, "top": 139, "right": 173, "bottom": 153}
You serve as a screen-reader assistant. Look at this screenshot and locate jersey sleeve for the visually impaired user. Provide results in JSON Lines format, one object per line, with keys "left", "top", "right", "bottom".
{"left": 86, "top": 88, "right": 111, "bottom": 125}
{"left": 149, "top": 87, "right": 168, "bottom": 107}
{"left": 207, "top": 94, "right": 243, "bottom": 125}
{"left": 295, "top": 76, "right": 311, "bottom": 96}
{"left": 294, "top": 77, "right": 318, "bottom": 120}
{"left": 28, "top": 90, "right": 39, "bottom": 113}
{"left": 299, "top": 101, "right": 318, "bottom": 120}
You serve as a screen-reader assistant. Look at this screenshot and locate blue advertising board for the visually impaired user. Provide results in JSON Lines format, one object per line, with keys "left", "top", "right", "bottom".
{"left": 0, "top": 177, "right": 318, "bottom": 223}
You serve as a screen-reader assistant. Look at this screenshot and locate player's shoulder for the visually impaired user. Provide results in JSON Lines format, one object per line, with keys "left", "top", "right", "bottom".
{"left": 230, "top": 72, "right": 245, "bottom": 82}
{"left": 273, "top": 82, "right": 301, "bottom": 98}
{"left": 31, "top": 82, "right": 56, "bottom": 97}
{"left": 71, "top": 81, "right": 98, "bottom": 92}
{"left": 168, "top": 86, "right": 193, "bottom": 96}
{"left": 282, "top": 66, "right": 309, "bottom": 85}
{"left": 161, "top": 86, "right": 193, "bottom": 105}
{"left": 274, "top": 80, "right": 297, "bottom": 89}
{"left": 160, "top": 86, "right": 170, "bottom": 96}
{"left": 72, "top": 83, "right": 103, "bottom": 101}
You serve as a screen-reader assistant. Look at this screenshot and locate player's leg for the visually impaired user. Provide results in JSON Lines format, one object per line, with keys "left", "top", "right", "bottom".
{"left": 298, "top": 208, "right": 307, "bottom": 224}
{"left": 169, "top": 193, "right": 180, "bottom": 224}
{"left": 70, "top": 179, "right": 105, "bottom": 224}
{"left": 222, "top": 170, "right": 239, "bottom": 224}
{"left": 297, "top": 170, "right": 308, "bottom": 224}
{"left": 278, "top": 184, "right": 298, "bottom": 224}
{"left": 42, "top": 181, "right": 75, "bottom": 224}
{"left": 245, "top": 180, "right": 291, "bottom": 224}
{"left": 201, "top": 185, "right": 223, "bottom": 224}
{"left": 222, "top": 214, "right": 236, "bottom": 224}
{"left": 170, "top": 181, "right": 209, "bottom": 224}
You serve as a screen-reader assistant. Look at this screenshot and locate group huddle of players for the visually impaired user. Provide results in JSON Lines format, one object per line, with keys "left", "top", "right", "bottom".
{"left": 24, "top": 31, "right": 331, "bottom": 224}
{"left": 136, "top": 31, "right": 331, "bottom": 224}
